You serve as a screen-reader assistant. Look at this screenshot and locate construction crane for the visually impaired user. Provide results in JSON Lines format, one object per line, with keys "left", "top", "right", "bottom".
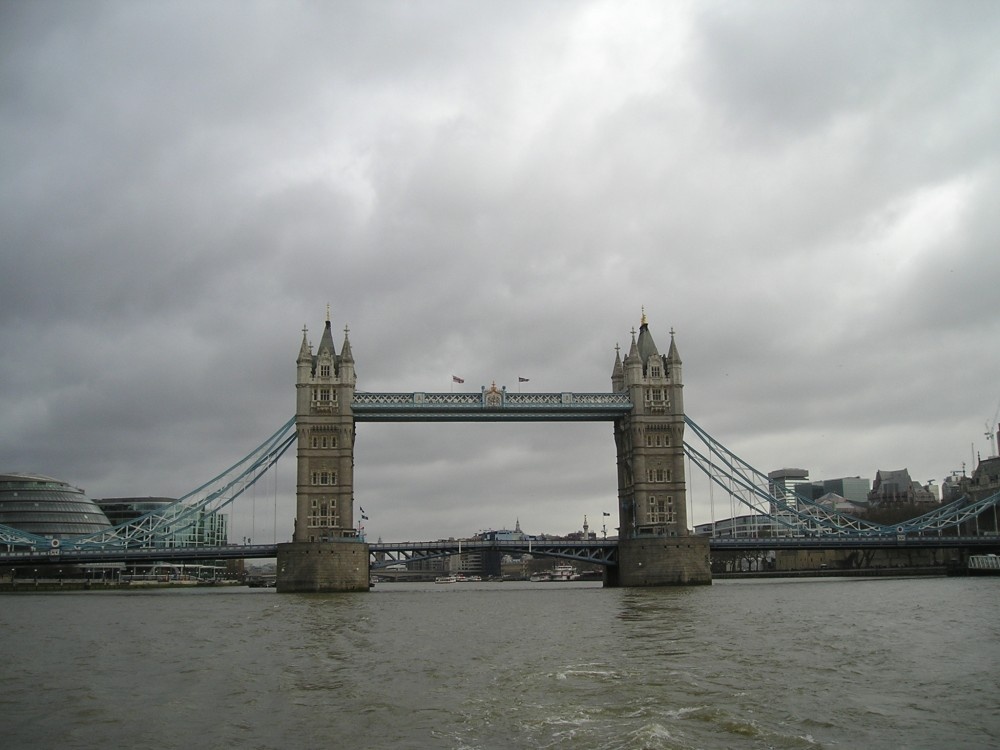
{"left": 986, "top": 398, "right": 1000, "bottom": 458}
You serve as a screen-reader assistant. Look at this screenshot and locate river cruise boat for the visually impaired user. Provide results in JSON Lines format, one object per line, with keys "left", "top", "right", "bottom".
{"left": 529, "top": 563, "right": 580, "bottom": 582}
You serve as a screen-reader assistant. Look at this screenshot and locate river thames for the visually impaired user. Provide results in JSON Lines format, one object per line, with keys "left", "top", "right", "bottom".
{"left": 2, "top": 576, "right": 997, "bottom": 749}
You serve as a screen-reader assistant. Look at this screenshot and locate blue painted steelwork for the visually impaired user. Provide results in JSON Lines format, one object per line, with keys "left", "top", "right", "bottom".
{"left": 371, "top": 539, "right": 618, "bottom": 569}
{"left": 683, "top": 416, "right": 1000, "bottom": 536}
{"left": 0, "top": 418, "right": 297, "bottom": 553}
{"left": 353, "top": 390, "right": 632, "bottom": 421}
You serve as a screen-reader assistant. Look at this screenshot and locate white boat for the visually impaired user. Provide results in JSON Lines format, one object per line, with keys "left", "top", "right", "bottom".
{"left": 552, "top": 563, "right": 580, "bottom": 581}
{"left": 435, "top": 575, "right": 457, "bottom": 584}
{"left": 530, "top": 563, "right": 580, "bottom": 582}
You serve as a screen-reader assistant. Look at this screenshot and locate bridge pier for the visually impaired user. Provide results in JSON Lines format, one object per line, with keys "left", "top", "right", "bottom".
{"left": 276, "top": 541, "right": 370, "bottom": 593}
{"left": 608, "top": 537, "right": 711, "bottom": 587}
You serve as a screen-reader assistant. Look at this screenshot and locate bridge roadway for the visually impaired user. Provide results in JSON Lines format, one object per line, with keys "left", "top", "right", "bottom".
{"left": 3, "top": 535, "right": 998, "bottom": 567}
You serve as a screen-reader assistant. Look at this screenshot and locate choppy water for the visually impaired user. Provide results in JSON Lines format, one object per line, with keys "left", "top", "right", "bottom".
{"left": 2, "top": 577, "right": 998, "bottom": 749}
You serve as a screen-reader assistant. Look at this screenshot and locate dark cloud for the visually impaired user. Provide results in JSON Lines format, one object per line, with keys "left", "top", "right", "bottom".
{"left": 2, "top": 1, "right": 998, "bottom": 543}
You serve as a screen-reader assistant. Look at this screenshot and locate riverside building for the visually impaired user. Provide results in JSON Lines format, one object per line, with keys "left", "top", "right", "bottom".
{"left": 0, "top": 472, "right": 111, "bottom": 539}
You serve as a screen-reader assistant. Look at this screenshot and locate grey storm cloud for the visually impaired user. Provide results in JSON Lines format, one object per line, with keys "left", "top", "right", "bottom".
{"left": 2, "top": 0, "right": 999, "bottom": 544}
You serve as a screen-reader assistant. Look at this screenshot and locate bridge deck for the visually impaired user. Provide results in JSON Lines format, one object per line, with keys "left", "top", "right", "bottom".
{"left": 3, "top": 535, "right": 997, "bottom": 566}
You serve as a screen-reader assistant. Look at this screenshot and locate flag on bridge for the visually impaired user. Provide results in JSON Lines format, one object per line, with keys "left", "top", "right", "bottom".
{"left": 452, "top": 375, "right": 464, "bottom": 384}
{"left": 518, "top": 377, "right": 529, "bottom": 382}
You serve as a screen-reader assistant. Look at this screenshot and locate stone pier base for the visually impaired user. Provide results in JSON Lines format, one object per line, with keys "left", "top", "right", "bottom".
{"left": 276, "top": 541, "right": 370, "bottom": 593}
{"left": 607, "top": 536, "right": 712, "bottom": 587}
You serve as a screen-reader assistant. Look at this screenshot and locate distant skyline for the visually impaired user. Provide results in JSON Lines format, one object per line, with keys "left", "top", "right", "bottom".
{"left": 2, "top": 1, "right": 999, "bottom": 544}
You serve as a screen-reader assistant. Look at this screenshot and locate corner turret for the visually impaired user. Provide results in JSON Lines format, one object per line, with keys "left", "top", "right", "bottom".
{"left": 339, "top": 324, "right": 355, "bottom": 385}
{"left": 611, "top": 344, "right": 624, "bottom": 392}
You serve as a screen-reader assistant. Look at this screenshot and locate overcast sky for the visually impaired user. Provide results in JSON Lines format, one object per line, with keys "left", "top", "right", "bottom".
{"left": 2, "top": 1, "right": 998, "bottom": 545}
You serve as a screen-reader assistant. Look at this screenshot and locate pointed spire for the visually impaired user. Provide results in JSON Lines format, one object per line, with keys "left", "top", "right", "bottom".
{"left": 612, "top": 343, "right": 623, "bottom": 379}
{"left": 667, "top": 327, "right": 681, "bottom": 365}
{"left": 625, "top": 327, "right": 640, "bottom": 363}
{"left": 636, "top": 310, "right": 659, "bottom": 363}
{"left": 297, "top": 324, "right": 312, "bottom": 363}
{"left": 317, "top": 317, "right": 336, "bottom": 357}
{"left": 340, "top": 323, "right": 354, "bottom": 362}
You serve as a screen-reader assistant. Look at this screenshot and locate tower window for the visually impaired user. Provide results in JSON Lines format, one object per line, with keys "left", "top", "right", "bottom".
{"left": 310, "top": 471, "right": 337, "bottom": 486}
{"left": 320, "top": 364, "right": 331, "bottom": 377}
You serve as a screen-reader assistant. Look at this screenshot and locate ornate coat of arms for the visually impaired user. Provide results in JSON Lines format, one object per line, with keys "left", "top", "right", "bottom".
{"left": 484, "top": 382, "right": 503, "bottom": 408}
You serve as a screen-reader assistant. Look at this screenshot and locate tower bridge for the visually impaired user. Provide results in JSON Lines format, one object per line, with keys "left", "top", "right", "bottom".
{"left": 281, "top": 310, "right": 710, "bottom": 591}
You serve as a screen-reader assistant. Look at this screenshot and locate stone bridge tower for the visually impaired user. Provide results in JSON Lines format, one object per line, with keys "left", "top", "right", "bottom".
{"left": 277, "top": 312, "right": 369, "bottom": 592}
{"left": 293, "top": 315, "right": 356, "bottom": 542}
{"left": 610, "top": 312, "right": 710, "bottom": 586}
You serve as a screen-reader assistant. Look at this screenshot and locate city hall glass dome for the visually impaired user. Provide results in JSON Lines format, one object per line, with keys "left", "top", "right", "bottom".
{"left": 0, "top": 472, "right": 112, "bottom": 538}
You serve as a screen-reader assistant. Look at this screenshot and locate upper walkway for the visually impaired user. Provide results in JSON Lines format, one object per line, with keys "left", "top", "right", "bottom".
{"left": 352, "top": 391, "right": 633, "bottom": 421}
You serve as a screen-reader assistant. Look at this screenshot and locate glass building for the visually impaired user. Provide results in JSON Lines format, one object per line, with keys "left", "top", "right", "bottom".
{"left": 96, "top": 497, "right": 228, "bottom": 548}
{"left": 0, "top": 472, "right": 112, "bottom": 538}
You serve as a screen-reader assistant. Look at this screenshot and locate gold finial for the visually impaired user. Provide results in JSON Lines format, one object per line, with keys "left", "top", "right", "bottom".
{"left": 641, "top": 306, "right": 647, "bottom": 326}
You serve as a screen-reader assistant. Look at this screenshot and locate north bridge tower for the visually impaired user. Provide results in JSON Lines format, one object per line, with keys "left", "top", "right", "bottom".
{"left": 277, "top": 311, "right": 369, "bottom": 592}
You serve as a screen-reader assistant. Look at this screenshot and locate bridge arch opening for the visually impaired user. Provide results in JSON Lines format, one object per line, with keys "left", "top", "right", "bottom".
{"left": 353, "top": 421, "right": 618, "bottom": 542}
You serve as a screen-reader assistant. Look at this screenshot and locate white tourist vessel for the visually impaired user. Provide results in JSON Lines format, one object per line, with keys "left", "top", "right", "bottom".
{"left": 529, "top": 563, "right": 580, "bottom": 582}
